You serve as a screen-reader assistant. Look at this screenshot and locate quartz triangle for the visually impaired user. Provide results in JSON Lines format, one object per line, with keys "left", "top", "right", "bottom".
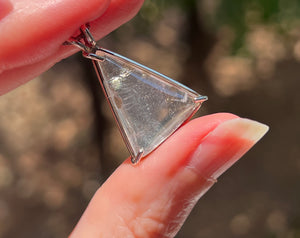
{"left": 92, "top": 49, "right": 207, "bottom": 163}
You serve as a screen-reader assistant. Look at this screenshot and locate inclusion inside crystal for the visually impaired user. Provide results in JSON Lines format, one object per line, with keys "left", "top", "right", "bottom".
{"left": 94, "top": 49, "right": 205, "bottom": 161}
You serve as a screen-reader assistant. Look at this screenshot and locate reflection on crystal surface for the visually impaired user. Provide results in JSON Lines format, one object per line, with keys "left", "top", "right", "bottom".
{"left": 95, "top": 49, "right": 204, "bottom": 160}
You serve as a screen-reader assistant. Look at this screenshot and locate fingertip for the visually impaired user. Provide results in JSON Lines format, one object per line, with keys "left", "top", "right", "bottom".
{"left": 90, "top": 0, "right": 144, "bottom": 40}
{"left": 188, "top": 117, "right": 269, "bottom": 179}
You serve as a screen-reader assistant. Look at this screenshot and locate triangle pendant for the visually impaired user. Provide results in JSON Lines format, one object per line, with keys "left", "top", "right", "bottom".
{"left": 88, "top": 49, "right": 207, "bottom": 164}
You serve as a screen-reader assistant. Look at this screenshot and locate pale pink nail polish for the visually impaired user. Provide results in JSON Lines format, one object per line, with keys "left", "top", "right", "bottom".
{"left": 188, "top": 118, "right": 269, "bottom": 180}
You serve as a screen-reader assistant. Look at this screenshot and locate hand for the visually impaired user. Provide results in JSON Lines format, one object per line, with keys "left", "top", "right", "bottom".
{"left": 0, "top": 1, "right": 269, "bottom": 237}
{"left": 0, "top": 0, "right": 143, "bottom": 94}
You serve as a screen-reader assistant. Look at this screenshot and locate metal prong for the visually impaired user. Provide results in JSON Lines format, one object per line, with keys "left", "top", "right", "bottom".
{"left": 64, "top": 24, "right": 99, "bottom": 53}
{"left": 194, "top": 95, "right": 208, "bottom": 104}
{"left": 80, "top": 24, "right": 98, "bottom": 49}
{"left": 83, "top": 52, "right": 105, "bottom": 61}
{"left": 64, "top": 39, "right": 89, "bottom": 52}
{"left": 131, "top": 149, "right": 144, "bottom": 164}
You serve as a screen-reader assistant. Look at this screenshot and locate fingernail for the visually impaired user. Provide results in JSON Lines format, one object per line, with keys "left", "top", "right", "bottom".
{"left": 0, "top": 0, "right": 13, "bottom": 21}
{"left": 188, "top": 118, "right": 269, "bottom": 180}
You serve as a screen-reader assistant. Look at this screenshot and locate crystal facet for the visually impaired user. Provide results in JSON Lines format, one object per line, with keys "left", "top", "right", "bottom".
{"left": 93, "top": 49, "right": 206, "bottom": 163}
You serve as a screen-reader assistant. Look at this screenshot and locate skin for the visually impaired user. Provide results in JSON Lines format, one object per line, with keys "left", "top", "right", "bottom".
{"left": 0, "top": 1, "right": 269, "bottom": 237}
{"left": 0, "top": 0, "right": 143, "bottom": 94}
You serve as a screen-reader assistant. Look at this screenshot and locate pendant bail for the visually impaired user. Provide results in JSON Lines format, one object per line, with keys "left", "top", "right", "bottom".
{"left": 64, "top": 24, "right": 99, "bottom": 54}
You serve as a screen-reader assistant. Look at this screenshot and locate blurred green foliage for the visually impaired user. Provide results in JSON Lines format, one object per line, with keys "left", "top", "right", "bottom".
{"left": 215, "top": 0, "right": 300, "bottom": 53}
{"left": 138, "top": 0, "right": 300, "bottom": 54}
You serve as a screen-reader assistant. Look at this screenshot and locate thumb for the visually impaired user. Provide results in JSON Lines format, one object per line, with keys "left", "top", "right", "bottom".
{"left": 70, "top": 113, "right": 269, "bottom": 238}
{"left": 0, "top": 0, "right": 143, "bottom": 94}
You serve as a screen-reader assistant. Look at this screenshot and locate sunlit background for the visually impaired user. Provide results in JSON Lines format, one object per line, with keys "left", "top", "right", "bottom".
{"left": 0, "top": 0, "right": 300, "bottom": 237}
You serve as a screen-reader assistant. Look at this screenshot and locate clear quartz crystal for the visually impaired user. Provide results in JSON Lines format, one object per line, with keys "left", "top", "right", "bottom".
{"left": 94, "top": 49, "right": 205, "bottom": 162}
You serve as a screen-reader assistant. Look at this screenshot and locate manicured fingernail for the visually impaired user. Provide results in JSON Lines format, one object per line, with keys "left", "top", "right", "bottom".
{"left": 0, "top": 0, "right": 13, "bottom": 21}
{"left": 188, "top": 118, "right": 269, "bottom": 180}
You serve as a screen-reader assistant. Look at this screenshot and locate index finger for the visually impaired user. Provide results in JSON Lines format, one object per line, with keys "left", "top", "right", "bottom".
{"left": 70, "top": 113, "right": 268, "bottom": 237}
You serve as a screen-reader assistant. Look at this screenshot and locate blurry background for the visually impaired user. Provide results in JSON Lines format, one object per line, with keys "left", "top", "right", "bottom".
{"left": 0, "top": 0, "right": 300, "bottom": 237}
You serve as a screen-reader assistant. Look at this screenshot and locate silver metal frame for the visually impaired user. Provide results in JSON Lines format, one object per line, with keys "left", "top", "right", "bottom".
{"left": 91, "top": 54, "right": 142, "bottom": 163}
{"left": 64, "top": 24, "right": 208, "bottom": 164}
{"left": 194, "top": 95, "right": 208, "bottom": 103}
